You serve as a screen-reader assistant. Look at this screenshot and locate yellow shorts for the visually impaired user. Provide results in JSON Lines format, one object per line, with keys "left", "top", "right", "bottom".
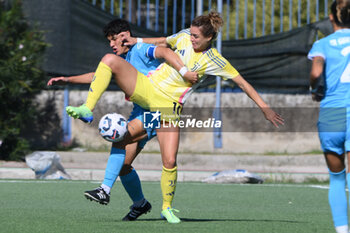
{"left": 130, "top": 72, "right": 182, "bottom": 122}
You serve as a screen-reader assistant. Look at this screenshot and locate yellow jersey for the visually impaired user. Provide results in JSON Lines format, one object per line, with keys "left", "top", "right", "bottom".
{"left": 148, "top": 29, "right": 240, "bottom": 104}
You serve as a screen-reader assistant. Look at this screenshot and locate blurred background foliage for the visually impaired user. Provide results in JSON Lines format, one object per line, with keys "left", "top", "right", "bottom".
{"left": 0, "top": 0, "right": 61, "bottom": 160}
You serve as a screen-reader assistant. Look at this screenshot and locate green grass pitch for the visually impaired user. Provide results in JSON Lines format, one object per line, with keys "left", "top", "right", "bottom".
{"left": 0, "top": 180, "right": 334, "bottom": 233}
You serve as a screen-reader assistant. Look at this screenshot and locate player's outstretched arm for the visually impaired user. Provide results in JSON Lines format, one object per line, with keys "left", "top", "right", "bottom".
{"left": 47, "top": 76, "right": 68, "bottom": 86}
{"left": 119, "top": 32, "right": 168, "bottom": 47}
{"left": 232, "top": 75, "right": 284, "bottom": 128}
{"left": 47, "top": 72, "right": 95, "bottom": 86}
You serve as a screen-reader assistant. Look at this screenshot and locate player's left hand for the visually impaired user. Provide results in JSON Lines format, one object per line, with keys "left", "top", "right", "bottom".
{"left": 47, "top": 77, "right": 68, "bottom": 86}
{"left": 262, "top": 108, "right": 284, "bottom": 128}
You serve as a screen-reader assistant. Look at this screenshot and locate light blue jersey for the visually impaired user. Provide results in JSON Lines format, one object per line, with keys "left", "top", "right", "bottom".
{"left": 308, "top": 29, "right": 350, "bottom": 154}
{"left": 124, "top": 43, "right": 160, "bottom": 148}
{"left": 125, "top": 43, "right": 160, "bottom": 75}
{"left": 308, "top": 29, "right": 350, "bottom": 108}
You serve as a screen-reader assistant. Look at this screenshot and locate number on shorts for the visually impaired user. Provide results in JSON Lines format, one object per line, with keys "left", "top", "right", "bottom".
{"left": 172, "top": 102, "right": 182, "bottom": 116}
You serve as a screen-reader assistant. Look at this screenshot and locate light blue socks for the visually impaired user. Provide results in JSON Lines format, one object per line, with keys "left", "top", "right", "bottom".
{"left": 329, "top": 169, "right": 347, "bottom": 228}
{"left": 102, "top": 147, "right": 126, "bottom": 193}
{"left": 101, "top": 147, "right": 145, "bottom": 207}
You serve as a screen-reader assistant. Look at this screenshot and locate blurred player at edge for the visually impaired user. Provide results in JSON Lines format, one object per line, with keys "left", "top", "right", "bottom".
{"left": 308, "top": 1, "right": 350, "bottom": 232}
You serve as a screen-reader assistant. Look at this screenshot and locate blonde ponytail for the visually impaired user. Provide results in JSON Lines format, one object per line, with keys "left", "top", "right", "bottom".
{"left": 208, "top": 11, "right": 224, "bottom": 34}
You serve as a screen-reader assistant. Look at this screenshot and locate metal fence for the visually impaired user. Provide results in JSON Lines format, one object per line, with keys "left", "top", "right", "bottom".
{"left": 86, "top": 0, "right": 332, "bottom": 39}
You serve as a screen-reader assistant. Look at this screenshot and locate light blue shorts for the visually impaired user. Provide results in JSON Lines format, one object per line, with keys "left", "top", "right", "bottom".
{"left": 128, "top": 104, "right": 157, "bottom": 148}
{"left": 318, "top": 107, "right": 348, "bottom": 155}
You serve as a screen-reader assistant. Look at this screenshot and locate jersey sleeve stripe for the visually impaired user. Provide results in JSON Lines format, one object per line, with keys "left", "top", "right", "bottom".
{"left": 207, "top": 50, "right": 226, "bottom": 68}
{"left": 182, "top": 28, "right": 191, "bottom": 35}
{"left": 210, "top": 50, "right": 226, "bottom": 66}
{"left": 207, "top": 50, "right": 226, "bottom": 67}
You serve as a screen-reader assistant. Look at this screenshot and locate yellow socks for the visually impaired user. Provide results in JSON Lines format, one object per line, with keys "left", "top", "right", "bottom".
{"left": 161, "top": 166, "right": 177, "bottom": 210}
{"left": 85, "top": 62, "right": 112, "bottom": 110}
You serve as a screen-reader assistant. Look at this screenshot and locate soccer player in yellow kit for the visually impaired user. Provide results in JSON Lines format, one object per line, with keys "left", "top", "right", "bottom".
{"left": 67, "top": 12, "right": 284, "bottom": 223}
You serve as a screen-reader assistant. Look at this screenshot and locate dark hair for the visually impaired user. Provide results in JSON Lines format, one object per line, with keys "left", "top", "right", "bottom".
{"left": 331, "top": 0, "right": 350, "bottom": 27}
{"left": 103, "top": 18, "right": 132, "bottom": 38}
{"left": 191, "top": 11, "right": 224, "bottom": 41}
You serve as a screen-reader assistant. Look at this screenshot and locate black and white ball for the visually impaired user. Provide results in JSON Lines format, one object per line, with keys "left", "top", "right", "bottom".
{"left": 98, "top": 113, "right": 127, "bottom": 143}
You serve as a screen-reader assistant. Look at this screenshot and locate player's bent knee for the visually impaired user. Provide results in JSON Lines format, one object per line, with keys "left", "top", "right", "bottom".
{"left": 101, "top": 53, "right": 119, "bottom": 66}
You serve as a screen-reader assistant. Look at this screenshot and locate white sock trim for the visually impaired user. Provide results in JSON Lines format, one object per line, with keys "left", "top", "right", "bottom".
{"left": 101, "top": 184, "right": 111, "bottom": 194}
{"left": 335, "top": 225, "right": 348, "bottom": 233}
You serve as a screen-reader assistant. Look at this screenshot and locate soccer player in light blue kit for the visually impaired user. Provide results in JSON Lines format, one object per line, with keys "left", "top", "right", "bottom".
{"left": 308, "top": 1, "right": 350, "bottom": 232}
{"left": 47, "top": 19, "right": 192, "bottom": 221}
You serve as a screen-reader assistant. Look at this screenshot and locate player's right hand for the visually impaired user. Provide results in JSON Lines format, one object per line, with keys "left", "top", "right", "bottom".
{"left": 47, "top": 77, "right": 68, "bottom": 86}
{"left": 183, "top": 71, "right": 199, "bottom": 84}
{"left": 262, "top": 108, "right": 284, "bottom": 128}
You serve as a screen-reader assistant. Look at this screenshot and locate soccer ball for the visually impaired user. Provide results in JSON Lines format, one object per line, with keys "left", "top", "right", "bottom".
{"left": 98, "top": 113, "right": 127, "bottom": 143}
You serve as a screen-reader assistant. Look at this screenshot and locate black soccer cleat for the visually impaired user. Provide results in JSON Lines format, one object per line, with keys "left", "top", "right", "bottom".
{"left": 122, "top": 200, "right": 152, "bottom": 221}
{"left": 84, "top": 187, "right": 110, "bottom": 205}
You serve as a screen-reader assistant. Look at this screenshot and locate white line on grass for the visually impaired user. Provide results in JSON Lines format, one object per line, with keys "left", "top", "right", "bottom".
{"left": 0, "top": 179, "right": 100, "bottom": 184}
{"left": 0, "top": 179, "right": 330, "bottom": 190}
{"left": 178, "top": 182, "right": 330, "bottom": 190}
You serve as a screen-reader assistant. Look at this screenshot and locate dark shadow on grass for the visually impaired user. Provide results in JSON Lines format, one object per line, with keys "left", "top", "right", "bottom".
{"left": 118, "top": 219, "right": 163, "bottom": 222}
{"left": 180, "top": 218, "right": 306, "bottom": 223}
{"left": 129, "top": 218, "right": 306, "bottom": 223}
